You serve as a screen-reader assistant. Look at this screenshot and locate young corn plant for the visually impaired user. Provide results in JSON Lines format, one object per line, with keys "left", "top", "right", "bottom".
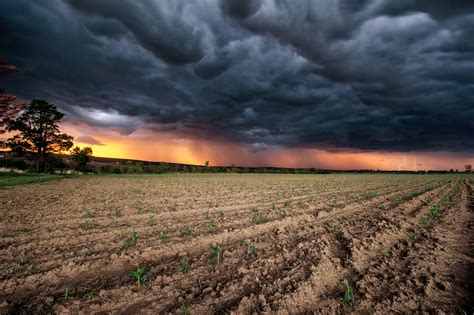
{"left": 180, "top": 227, "right": 193, "bottom": 237}
{"left": 405, "top": 234, "right": 417, "bottom": 244}
{"left": 181, "top": 257, "right": 190, "bottom": 274}
{"left": 430, "top": 206, "right": 439, "bottom": 219}
{"left": 252, "top": 210, "right": 268, "bottom": 224}
{"left": 328, "top": 221, "right": 337, "bottom": 231}
{"left": 128, "top": 267, "right": 146, "bottom": 287}
{"left": 244, "top": 240, "right": 257, "bottom": 257}
{"left": 339, "top": 279, "right": 355, "bottom": 309}
{"left": 160, "top": 229, "right": 169, "bottom": 240}
{"left": 181, "top": 302, "right": 190, "bottom": 315}
{"left": 207, "top": 220, "right": 218, "bottom": 233}
{"left": 84, "top": 289, "right": 94, "bottom": 302}
{"left": 123, "top": 232, "right": 138, "bottom": 248}
{"left": 84, "top": 211, "right": 96, "bottom": 218}
{"left": 81, "top": 220, "right": 94, "bottom": 230}
{"left": 208, "top": 246, "right": 223, "bottom": 265}
{"left": 418, "top": 216, "right": 431, "bottom": 227}
{"left": 137, "top": 206, "right": 146, "bottom": 214}
{"left": 293, "top": 233, "right": 303, "bottom": 241}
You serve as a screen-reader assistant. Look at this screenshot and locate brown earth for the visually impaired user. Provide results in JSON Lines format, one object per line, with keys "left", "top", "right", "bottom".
{"left": 0, "top": 173, "right": 472, "bottom": 314}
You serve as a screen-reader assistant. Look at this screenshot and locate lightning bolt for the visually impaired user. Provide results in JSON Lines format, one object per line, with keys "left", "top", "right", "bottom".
{"left": 398, "top": 156, "right": 406, "bottom": 171}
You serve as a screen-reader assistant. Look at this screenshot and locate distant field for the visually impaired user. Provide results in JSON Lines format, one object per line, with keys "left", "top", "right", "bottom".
{"left": 0, "top": 172, "right": 75, "bottom": 187}
{"left": 0, "top": 174, "right": 473, "bottom": 313}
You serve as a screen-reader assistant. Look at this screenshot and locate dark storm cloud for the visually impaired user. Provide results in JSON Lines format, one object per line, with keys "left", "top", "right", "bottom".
{"left": 0, "top": 0, "right": 473, "bottom": 152}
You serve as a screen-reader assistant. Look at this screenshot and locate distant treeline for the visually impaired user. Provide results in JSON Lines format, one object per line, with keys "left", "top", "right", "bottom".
{"left": 0, "top": 151, "right": 468, "bottom": 174}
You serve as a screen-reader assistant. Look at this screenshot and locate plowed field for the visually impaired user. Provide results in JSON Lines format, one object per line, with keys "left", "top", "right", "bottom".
{"left": 1, "top": 174, "right": 473, "bottom": 314}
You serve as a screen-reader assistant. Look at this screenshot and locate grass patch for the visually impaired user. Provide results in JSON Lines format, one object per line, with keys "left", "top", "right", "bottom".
{"left": 0, "top": 173, "right": 76, "bottom": 187}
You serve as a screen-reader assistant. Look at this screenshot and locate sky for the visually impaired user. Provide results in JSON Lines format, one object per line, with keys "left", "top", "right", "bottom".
{"left": 0, "top": 0, "right": 473, "bottom": 170}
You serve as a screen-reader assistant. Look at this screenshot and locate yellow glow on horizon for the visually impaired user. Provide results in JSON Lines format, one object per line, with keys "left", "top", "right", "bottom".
{"left": 64, "top": 124, "right": 472, "bottom": 170}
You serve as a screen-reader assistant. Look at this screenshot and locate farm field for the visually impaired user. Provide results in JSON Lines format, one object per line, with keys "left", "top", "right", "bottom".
{"left": 0, "top": 173, "right": 473, "bottom": 314}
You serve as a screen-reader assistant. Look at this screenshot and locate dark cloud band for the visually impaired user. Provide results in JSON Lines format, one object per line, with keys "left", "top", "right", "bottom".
{"left": 0, "top": 0, "right": 473, "bottom": 152}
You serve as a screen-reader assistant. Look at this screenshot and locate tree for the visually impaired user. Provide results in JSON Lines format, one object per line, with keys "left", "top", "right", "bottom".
{"left": 71, "top": 146, "right": 93, "bottom": 171}
{"left": 466, "top": 164, "right": 472, "bottom": 173}
{"left": 205, "top": 160, "right": 210, "bottom": 167}
{"left": 6, "top": 100, "right": 73, "bottom": 172}
{"left": 0, "top": 58, "right": 26, "bottom": 146}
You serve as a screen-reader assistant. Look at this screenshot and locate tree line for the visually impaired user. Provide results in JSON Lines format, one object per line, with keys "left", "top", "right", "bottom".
{"left": 1, "top": 59, "right": 92, "bottom": 173}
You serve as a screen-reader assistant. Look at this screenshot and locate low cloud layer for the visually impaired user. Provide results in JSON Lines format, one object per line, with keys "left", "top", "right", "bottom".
{"left": 1, "top": 0, "right": 473, "bottom": 153}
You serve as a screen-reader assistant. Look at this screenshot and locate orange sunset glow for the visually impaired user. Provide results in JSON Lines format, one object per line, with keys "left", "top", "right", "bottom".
{"left": 65, "top": 123, "right": 472, "bottom": 171}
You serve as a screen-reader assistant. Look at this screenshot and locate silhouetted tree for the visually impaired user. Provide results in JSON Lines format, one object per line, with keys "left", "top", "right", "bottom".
{"left": 6, "top": 100, "right": 73, "bottom": 172}
{"left": 0, "top": 58, "right": 26, "bottom": 146}
{"left": 205, "top": 161, "right": 210, "bottom": 167}
{"left": 71, "top": 146, "right": 93, "bottom": 171}
{"left": 466, "top": 164, "right": 472, "bottom": 173}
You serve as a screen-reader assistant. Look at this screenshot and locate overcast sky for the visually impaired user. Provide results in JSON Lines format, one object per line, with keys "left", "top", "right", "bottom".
{"left": 1, "top": 0, "right": 473, "bottom": 165}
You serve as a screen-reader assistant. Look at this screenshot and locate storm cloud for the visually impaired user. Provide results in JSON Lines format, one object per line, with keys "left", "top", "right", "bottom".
{"left": 1, "top": 0, "right": 473, "bottom": 152}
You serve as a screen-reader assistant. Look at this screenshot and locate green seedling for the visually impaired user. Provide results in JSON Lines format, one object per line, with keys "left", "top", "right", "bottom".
{"left": 137, "top": 206, "right": 146, "bottom": 214}
{"left": 181, "top": 257, "right": 190, "bottom": 274}
{"left": 182, "top": 302, "right": 190, "bottom": 315}
{"left": 430, "top": 206, "right": 439, "bottom": 219}
{"left": 328, "top": 221, "right": 337, "bottom": 231}
{"left": 218, "top": 210, "right": 225, "bottom": 217}
{"left": 63, "top": 288, "right": 69, "bottom": 300}
{"left": 280, "top": 210, "right": 289, "bottom": 218}
{"left": 418, "top": 216, "right": 430, "bottom": 227}
{"left": 208, "top": 246, "right": 223, "bottom": 265}
{"left": 252, "top": 210, "right": 268, "bottom": 224}
{"left": 244, "top": 240, "right": 257, "bottom": 257}
{"left": 81, "top": 220, "right": 94, "bottom": 230}
{"left": 207, "top": 220, "right": 218, "bottom": 233}
{"left": 380, "top": 246, "right": 390, "bottom": 257}
{"left": 379, "top": 203, "right": 385, "bottom": 210}
{"left": 339, "top": 279, "right": 355, "bottom": 309}
{"left": 180, "top": 227, "right": 193, "bottom": 237}
{"left": 84, "top": 211, "right": 96, "bottom": 218}
{"left": 6, "top": 265, "right": 18, "bottom": 275}
{"left": 84, "top": 289, "right": 94, "bottom": 302}
{"left": 405, "top": 234, "right": 417, "bottom": 243}
{"left": 160, "top": 229, "right": 169, "bottom": 240}
{"left": 128, "top": 267, "right": 145, "bottom": 287}
{"left": 293, "top": 233, "right": 303, "bottom": 241}
{"left": 114, "top": 209, "right": 123, "bottom": 217}
{"left": 123, "top": 232, "right": 138, "bottom": 248}
{"left": 17, "top": 253, "right": 28, "bottom": 265}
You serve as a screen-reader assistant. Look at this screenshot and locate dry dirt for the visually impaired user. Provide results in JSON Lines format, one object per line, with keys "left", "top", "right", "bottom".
{"left": 0, "top": 173, "right": 473, "bottom": 314}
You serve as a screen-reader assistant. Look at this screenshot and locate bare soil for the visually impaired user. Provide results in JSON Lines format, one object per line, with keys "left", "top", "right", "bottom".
{"left": 0, "top": 173, "right": 472, "bottom": 314}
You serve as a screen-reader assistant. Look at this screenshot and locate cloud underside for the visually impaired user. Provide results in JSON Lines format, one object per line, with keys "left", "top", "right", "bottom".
{"left": 0, "top": 0, "right": 473, "bottom": 152}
